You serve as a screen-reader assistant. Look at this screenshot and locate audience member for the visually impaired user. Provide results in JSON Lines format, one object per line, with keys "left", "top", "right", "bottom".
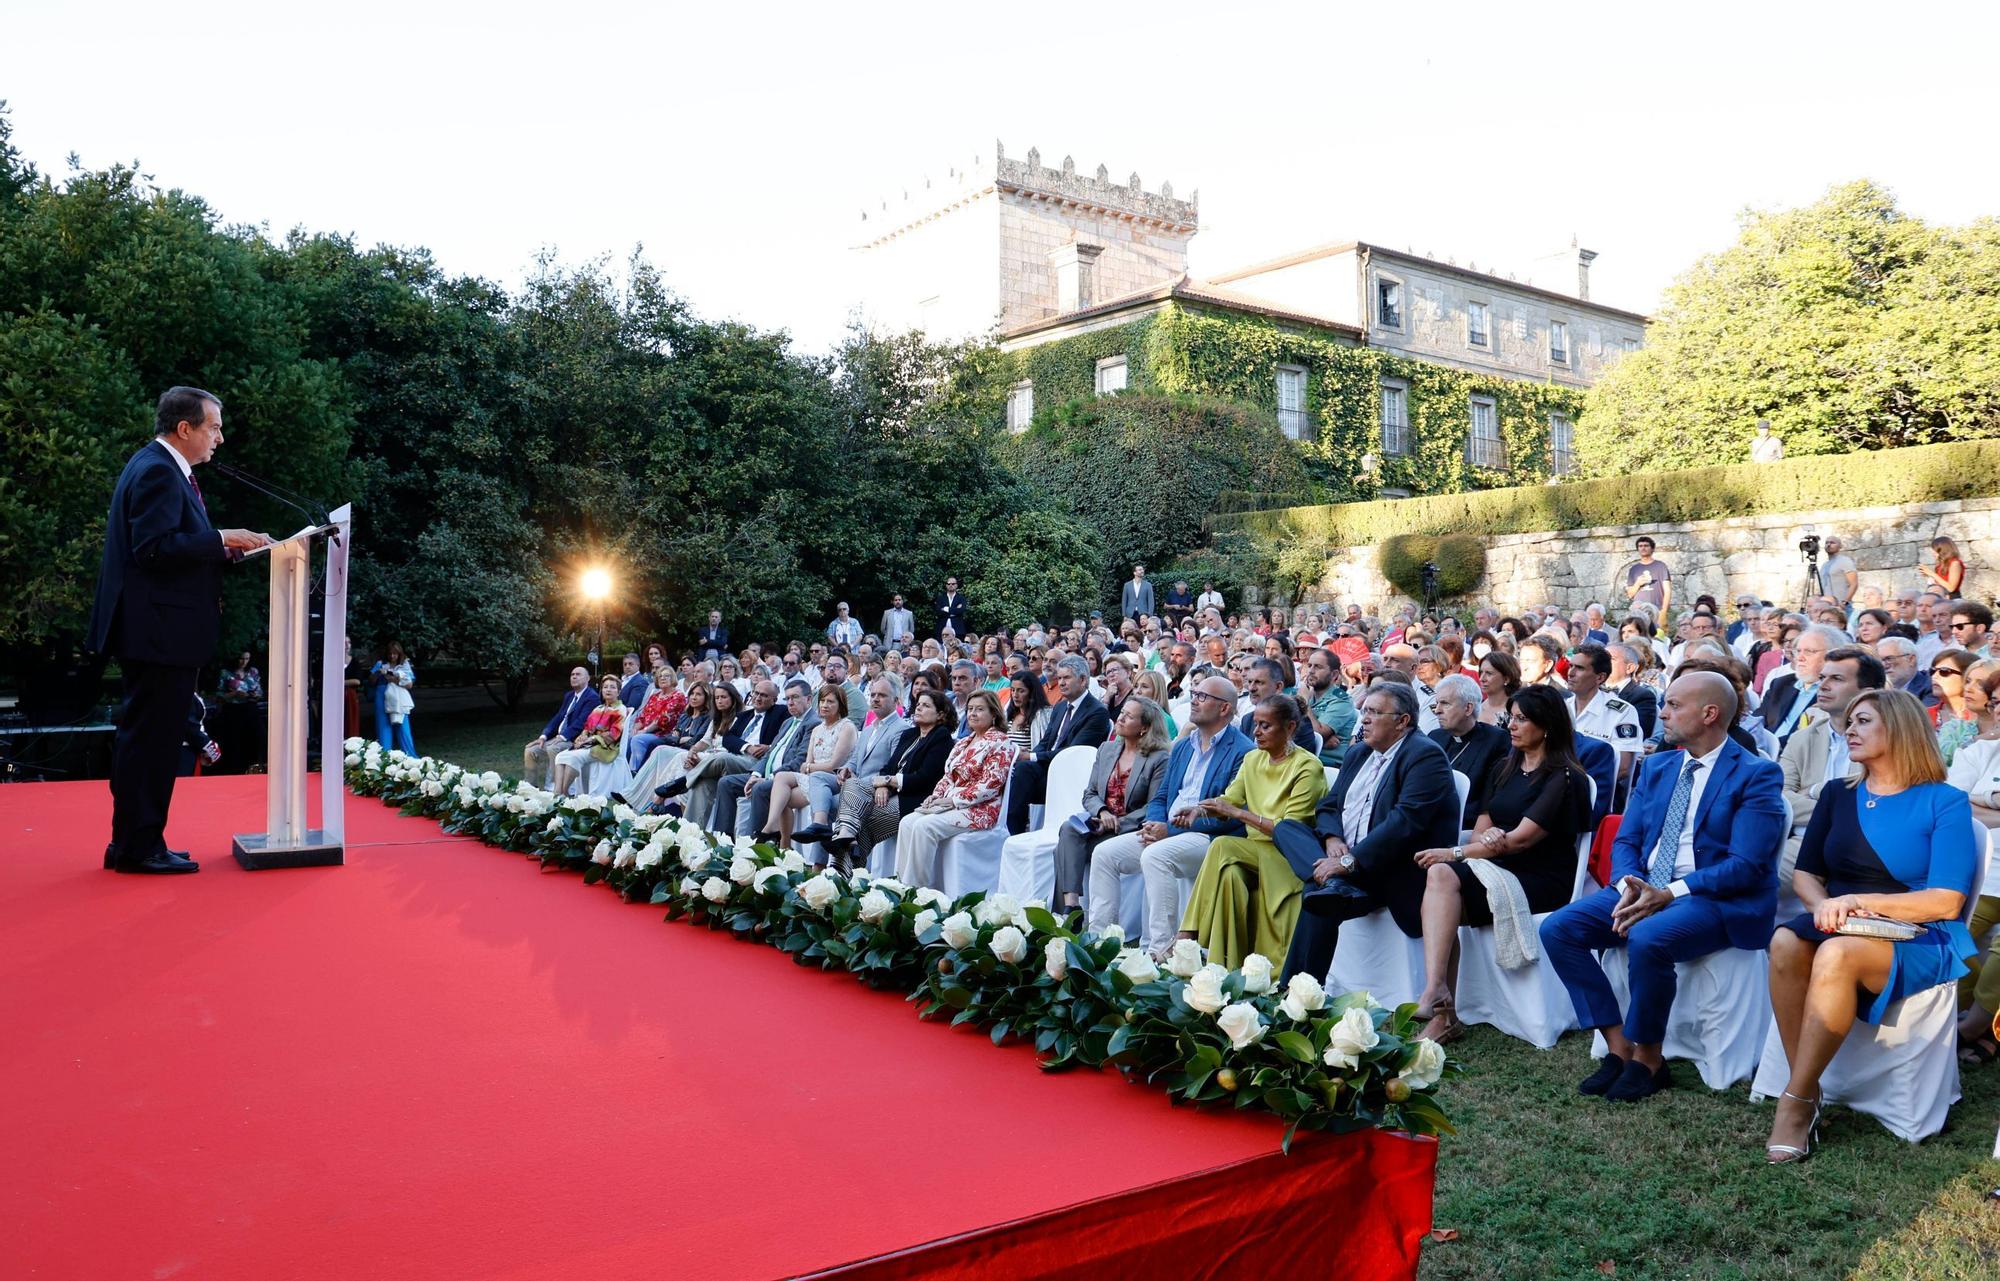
{"left": 895, "top": 689, "right": 1013, "bottom": 886}
{"left": 524, "top": 665, "right": 600, "bottom": 790}
{"left": 1052, "top": 697, "right": 1171, "bottom": 914}
{"left": 713, "top": 682, "right": 814, "bottom": 836}
{"left": 1778, "top": 645, "right": 1886, "bottom": 884}
{"left": 551, "top": 675, "right": 630, "bottom": 796}
{"left": 823, "top": 687, "right": 957, "bottom": 872}
{"left": 1004, "top": 656, "right": 1110, "bottom": 834}
{"left": 1430, "top": 673, "right": 1508, "bottom": 826}
{"left": 759, "top": 684, "right": 855, "bottom": 845}
{"left": 1477, "top": 650, "right": 1521, "bottom": 726}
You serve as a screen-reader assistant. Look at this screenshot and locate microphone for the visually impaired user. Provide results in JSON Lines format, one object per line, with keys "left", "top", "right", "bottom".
{"left": 210, "top": 461, "right": 332, "bottom": 530}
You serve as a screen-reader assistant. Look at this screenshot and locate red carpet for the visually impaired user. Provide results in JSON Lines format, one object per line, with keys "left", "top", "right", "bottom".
{"left": 1, "top": 777, "right": 1435, "bottom": 1279}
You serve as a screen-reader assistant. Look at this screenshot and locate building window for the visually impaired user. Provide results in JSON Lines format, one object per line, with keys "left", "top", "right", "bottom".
{"left": 1276, "top": 365, "right": 1308, "bottom": 439}
{"left": 1467, "top": 301, "right": 1489, "bottom": 349}
{"left": 1007, "top": 380, "right": 1034, "bottom": 432}
{"left": 1549, "top": 412, "right": 1575, "bottom": 475}
{"left": 1380, "top": 380, "right": 1410, "bottom": 456}
{"left": 1550, "top": 320, "right": 1569, "bottom": 365}
{"left": 1095, "top": 355, "right": 1127, "bottom": 396}
{"left": 1622, "top": 336, "right": 1640, "bottom": 354}
{"left": 1467, "top": 397, "right": 1505, "bottom": 468}
{"left": 1376, "top": 279, "right": 1403, "bottom": 329}
{"left": 1379, "top": 487, "right": 1412, "bottom": 500}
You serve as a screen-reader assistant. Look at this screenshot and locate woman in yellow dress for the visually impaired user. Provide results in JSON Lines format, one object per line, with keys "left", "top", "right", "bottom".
{"left": 1176, "top": 694, "right": 1329, "bottom": 968}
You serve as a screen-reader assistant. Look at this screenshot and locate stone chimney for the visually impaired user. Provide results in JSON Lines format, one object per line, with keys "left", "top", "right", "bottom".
{"left": 1577, "top": 247, "right": 1598, "bottom": 301}
{"left": 1050, "top": 242, "right": 1105, "bottom": 313}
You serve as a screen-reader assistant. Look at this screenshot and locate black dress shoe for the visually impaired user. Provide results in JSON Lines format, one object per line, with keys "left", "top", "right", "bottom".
{"left": 792, "top": 823, "right": 834, "bottom": 845}
{"left": 116, "top": 851, "right": 200, "bottom": 875}
{"left": 654, "top": 778, "right": 689, "bottom": 800}
{"left": 1605, "top": 1059, "right": 1672, "bottom": 1103}
{"left": 1579, "top": 1053, "right": 1626, "bottom": 1096}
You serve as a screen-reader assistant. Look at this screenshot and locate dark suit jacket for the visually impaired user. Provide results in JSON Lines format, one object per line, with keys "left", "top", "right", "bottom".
{"left": 1610, "top": 739, "right": 1785, "bottom": 949}
{"left": 1613, "top": 680, "right": 1659, "bottom": 738}
{"left": 619, "top": 672, "right": 652, "bottom": 711}
{"left": 1033, "top": 693, "right": 1110, "bottom": 766}
{"left": 1429, "top": 722, "right": 1509, "bottom": 826}
{"left": 1902, "top": 670, "right": 1933, "bottom": 704}
{"left": 721, "top": 706, "right": 791, "bottom": 755}
{"left": 934, "top": 592, "right": 969, "bottom": 638}
{"left": 1760, "top": 674, "right": 1810, "bottom": 738}
{"left": 1576, "top": 733, "right": 1617, "bottom": 824}
{"left": 696, "top": 625, "right": 729, "bottom": 658}
{"left": 542, "top": 686, "right": 602, "bottom": 740}
{"left": 1316, "top": 732, "right": 1459, "bottom": 879}
{"left": 887, "top": 725, "right": 955, "bottom": 816}
{"left": 1242, "top": 705, "right": 1320, "bottom": 753}
{"left": 88, "top": 441, "right": 228, "bottom": 667}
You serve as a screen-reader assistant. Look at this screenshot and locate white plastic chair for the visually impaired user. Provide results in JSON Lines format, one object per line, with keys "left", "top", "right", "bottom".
{"left": 1452, "top": 769, "right": 1471, "bottom": 821}
{"left": 934, "top": 746, "right": 1021, "bottom": 899}
{"left": 993, "top": 746, "right": 1097, "bottom": 903}
{"left": 1748, "top": 828, "right": 1989, "bottom": 1141}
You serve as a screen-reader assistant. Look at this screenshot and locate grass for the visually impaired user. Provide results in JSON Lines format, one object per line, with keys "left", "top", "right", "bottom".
{"left": 412, "top": 702, "right": 2000, "bottom": 1280}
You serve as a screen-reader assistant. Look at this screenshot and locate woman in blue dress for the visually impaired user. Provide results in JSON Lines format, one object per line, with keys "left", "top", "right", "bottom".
{"left": 1765, "top": 688, "right": 1979, "bottom": 1163}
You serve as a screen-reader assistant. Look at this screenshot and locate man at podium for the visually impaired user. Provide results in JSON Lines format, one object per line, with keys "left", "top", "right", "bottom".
{"left": 88, "top": 387, "right": 272, "bottom": 874}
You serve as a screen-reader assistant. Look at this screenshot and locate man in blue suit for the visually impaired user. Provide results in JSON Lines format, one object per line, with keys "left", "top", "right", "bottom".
{"left": 88, "top": 387, "right": 272, "bottom": 873}
{"left": 1084, "top": 675, "right": 1252, "bottom": 955}
{"left": 1540, "top": 671, "right": 1786, "bottom": 1102}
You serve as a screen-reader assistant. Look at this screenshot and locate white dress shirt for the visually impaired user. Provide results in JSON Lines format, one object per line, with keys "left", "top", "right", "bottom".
{"left": 155, "top": 437, "right": 194, "bottom": 480}
{"left": 1663, "top": 740, "right": 1730, "bottom": 895}
{"left": 1341, "top": 734, "right": 1406, "bottom": 843}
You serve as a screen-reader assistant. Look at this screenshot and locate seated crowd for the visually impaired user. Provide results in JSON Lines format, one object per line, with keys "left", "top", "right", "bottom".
{"left": 519, "top": 559, "right": 1994, "bottom": 1161}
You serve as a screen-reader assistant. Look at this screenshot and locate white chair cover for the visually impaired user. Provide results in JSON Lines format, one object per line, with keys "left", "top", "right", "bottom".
{"left": 993, "top": 746, "right": 1097, "bottom": 903}
{"left": 865, "top": 835, "right": 899, "bottom": 879}
{"left": 1452, "top": 769, "right": 1471, "bottom": 819}
{"left": 1590, "top": 946, "right": 1771, "bottom": 1090}
{"left": 1749, "top": 984, "right": 1961, "bottom": 1142}
{"left": 1452, "top": 834, "right": 1595, "bottom": 1049}
{"left": 934, "top": 746, "right": 1021, "bottom": 899}
{"left": 1327, "top": 908, "right": 1424, "bottom": 1009}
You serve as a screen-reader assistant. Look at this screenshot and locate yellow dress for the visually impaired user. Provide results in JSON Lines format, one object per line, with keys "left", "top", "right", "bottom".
{"left": 1180, "top": 746, "right": 1329, "bottom": 969}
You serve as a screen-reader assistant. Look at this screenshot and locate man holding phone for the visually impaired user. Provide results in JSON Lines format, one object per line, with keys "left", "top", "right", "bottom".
{"left": 1539, "top": 671, "right": 1786, "bottom": 1102}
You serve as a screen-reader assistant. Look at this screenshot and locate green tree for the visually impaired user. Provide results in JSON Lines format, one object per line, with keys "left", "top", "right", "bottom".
{"left": 1578, "top": 180, "right": 1999, "bottom": 475}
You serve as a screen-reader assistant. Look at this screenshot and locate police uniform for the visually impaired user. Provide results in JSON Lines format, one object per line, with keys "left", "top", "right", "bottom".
{"left": 1570, "top": 690, "right": 1643, "bottom": 757}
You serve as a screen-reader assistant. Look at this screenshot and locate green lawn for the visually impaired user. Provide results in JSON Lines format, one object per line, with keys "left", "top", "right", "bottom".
{"left": 411, "top": 703, "right": 2000, "bottom": 1279}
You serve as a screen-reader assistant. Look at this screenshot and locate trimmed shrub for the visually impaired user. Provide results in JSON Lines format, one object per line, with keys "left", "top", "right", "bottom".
{"left": 1379, "top": 533, "right": 1486, "bottom": 600}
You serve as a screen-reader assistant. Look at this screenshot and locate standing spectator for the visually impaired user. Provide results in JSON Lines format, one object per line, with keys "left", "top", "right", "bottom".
{"left": 1163, "top": 579, "right": 1195, "bottom": 629}
{"left": 695, "top": 610, "right": 729, "bottom": 662}
{"left": 1749, "top": 418, "right": 1785, "bottom": 463}
{"left": 826, "top": 602, "right": 863, "bottom": 648}
{"left": 879, "top": 593, "right": 916, "bottom": 648}
{"left": 1819, "top": 536, "right": 1858, "bottom": 609}
{"left": 342, "top": 636, "right": 364, "bottom": 741}
{"left": 373, "top": 642, "right": 416, "bottom": 756}
{"left": 1122, "top": 564, "right": 1156, "bottom": 623}
{"left": 1920, "top": 536, "right": 1966, "bottom": 600}
{"left": 934, "top": 576, "right": 969, "bottom": 640}
{"left": 1621, "top": 537, "right": 1673, "bottom": 616}
{"left": 1196, "top": 582, "right": 1225, "bottom": 616}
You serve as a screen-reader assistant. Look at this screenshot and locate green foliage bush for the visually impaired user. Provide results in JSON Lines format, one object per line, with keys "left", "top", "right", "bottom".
{"left": 1001, "top": 392, "right": 1311, "bottom": 590}
{"left": 1221, "top": 438, "right": 2000, "bottom": 565}
{"left": 1378, "top": 533, "right": 1486, "bottom": 599}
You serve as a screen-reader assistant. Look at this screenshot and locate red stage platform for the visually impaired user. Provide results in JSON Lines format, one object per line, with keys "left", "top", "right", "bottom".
{"left": 0, "top": 777, "right": 1435, "bottom": 1280}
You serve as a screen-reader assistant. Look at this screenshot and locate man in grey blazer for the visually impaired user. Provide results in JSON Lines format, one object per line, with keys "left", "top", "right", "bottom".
{"left": 1121, "top": 564, "right": 1156, "bottom": 623}
{"left": 793, "top": 674, "right": 910, "bottom": 846}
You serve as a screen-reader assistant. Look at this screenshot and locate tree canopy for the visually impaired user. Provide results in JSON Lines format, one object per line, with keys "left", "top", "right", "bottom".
{"left": 1577, "top": 180, "right": 2000, "bottom": 475}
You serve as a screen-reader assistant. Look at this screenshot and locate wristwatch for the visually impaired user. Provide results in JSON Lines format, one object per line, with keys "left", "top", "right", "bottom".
{"left": 1452, "top": 845, "right": 1465, "bottom": 862}
{"left": 1337, "top": 852, "right": 1356, "bottom": 872}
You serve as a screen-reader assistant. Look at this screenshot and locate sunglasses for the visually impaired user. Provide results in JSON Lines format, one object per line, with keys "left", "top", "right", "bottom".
{"left": 1951, "top": 622, "right": 1982, "bottom": 631}
{"left": 1932, "top": 666, "right": 1965, "bottom": 677}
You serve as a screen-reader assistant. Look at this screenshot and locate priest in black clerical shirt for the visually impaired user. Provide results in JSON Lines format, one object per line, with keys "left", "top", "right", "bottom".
{"left": 1426, "top": 674, "right": 1509, "bottom": 828}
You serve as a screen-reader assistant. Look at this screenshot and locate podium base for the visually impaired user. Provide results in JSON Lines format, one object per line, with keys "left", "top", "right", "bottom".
{"left": 232, "top": 831, "right": 344, "bottom": 871}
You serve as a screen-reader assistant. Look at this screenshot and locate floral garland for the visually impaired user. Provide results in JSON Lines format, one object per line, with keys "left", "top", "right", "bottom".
{"left": 344, "top": 740, "right": 1459, "bottom": 1146}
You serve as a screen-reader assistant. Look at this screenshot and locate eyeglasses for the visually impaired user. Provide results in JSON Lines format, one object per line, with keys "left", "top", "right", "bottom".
{"left": 1189, "top": 692, "right": 1233, "bottom": 704}
{"left": 1932, "top": 667, "right": 1965, "bottom": 678}
{"left": 1951, "top": 622, "right": 1982, "bottom": 631}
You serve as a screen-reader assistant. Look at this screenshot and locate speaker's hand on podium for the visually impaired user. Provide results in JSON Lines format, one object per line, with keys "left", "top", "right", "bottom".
{"left": 222, "top": 528, "right": 275, "bottom": 551}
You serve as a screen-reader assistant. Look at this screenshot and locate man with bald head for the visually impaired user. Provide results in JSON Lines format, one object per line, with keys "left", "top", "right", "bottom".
{"left": 1540, "top": 671, "right": 1786, "bottom": 1102}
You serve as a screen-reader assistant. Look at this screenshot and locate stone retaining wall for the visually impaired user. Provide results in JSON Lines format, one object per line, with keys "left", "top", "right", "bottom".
{"left": 1293, "top": 495, "right": 2000, "bottom": 616}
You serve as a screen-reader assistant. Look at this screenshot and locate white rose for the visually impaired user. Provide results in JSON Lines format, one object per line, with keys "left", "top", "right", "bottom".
{"left": 344, "top": 752, "right": 361, "bottom": 767}
{"left": 858, "top": 888, "right": 894, "bottom": 924}
{"left": 1185, "top": 965, "right": 1228, "bottom": 1015}
{"left": 613, "top": 841, "right": 636, "bottom": 867}
{"left": 634, "top": 814, "right": 667, "bottom": 833}
{"left": 701, "top": 876, "right": 730, "bottom": 904}
{"left": 780, "top": 850, "right": 807, "bottom": 874}
{"left": 1322, "top": 1006, "right": 1381, "bottom": 1070}
{"left": 590, "top": 839, "right": 612, "bottom": 866}
{"left": 1043, "top": 937, "right": 1069, "bottom": 981}
{"left": 976, "top": 893, "right": 1028, "bottom": 930}
{"left": 1113, "top": 949, "right": 1160, "bottom": 984}
{"left": 611, "top": 803, "right": 635, "bottom": 823}
{"left": 872, "top": 877, "right": 909, "bottom": 896}
{"left": 479, "top": 771, "right": 502, "bottom": 789}
{"left": 343, "top": 737, "right": 365, "bottom": 752}
{"left": 914, "top": 886, "right": 949, "bottom": 909}
{"left": 1240, "top": 954, "right": 1274, "bottom": 995}
{"left": 1278, "top": 972, "right": 1327, "bottom": 1022}
{"left": 1398, "top": 1038, "right": 1447, "bottom": 1091}
{"left": 753, "top": 866, "right": 788, "bottom": 894}
{"left": 679, "top": 875, "right": 701, "bottom": 897}
{"left": 678, "top": 841, "right": 709, "bottom": 872}
{"left": 728, "top": 833, "right": 761, "bottom": 857}
{"left": 1095, "top": 924, "right": 1125, "bottom": 944}
{"left": 1216, "top": 1001, "right": 1267, "bottom": 1051}
{"left": 939, "top": 911, "right": 978, "bottom": 950}
{"left": 912, "top": 908, "right": 940, "bottom": 937}
{"left": 515, "top": 781, "right": 536, "bottom": 796}
{"left": 1165, "top": 938, "right": 1205, "bottom": 979}
{"left": 545, "top": 816, "right": 563, "bottom": 833}
{"left": 799, "top": 874, "right": 841, "bottom": 913}
{"left": 989, "top": 925, "right": 1029, "bottom": 964}
{"left": 634, "top": 842, "right": 662, "bottom": 871}
{"left": 729, "top": 856, "right": 757, "bottom": 885}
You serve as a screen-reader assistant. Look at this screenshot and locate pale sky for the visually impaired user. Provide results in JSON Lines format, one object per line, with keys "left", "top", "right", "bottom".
{"left": 6, "top": 0, "right": 1995, "bottom": 352}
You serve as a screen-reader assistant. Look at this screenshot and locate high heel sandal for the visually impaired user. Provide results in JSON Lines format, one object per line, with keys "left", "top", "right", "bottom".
{"left": 1420, "top": 993, "right": 1466, "bottom": 1045}
{"left": 1765, "top": 1089, "right": 1823, "bottom": 1165}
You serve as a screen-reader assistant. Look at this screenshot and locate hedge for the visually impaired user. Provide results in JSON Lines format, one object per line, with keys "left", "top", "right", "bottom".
{"left": 1215, "top": 438, "right": 2000, "bottom": 551}
{"left": 1379, "top": 533, "right": 1486, "bottom": 599}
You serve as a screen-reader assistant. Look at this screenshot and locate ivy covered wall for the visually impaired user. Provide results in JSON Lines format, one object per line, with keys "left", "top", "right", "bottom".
{"left": 1007, "top": 302, "right": 1588, "bottom": 502}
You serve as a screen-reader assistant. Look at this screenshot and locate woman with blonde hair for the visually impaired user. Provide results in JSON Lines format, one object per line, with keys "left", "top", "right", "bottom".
{"left": 1763, "top": 688, "right": 1979, "bottom": 1163}
{"left": 760, "top": 684, "right": 856, "bottom": 847}
{"left": 1131, "top": 668, "right": 1181, "bottom": 738}
{"left": 1920, "top": 535, "right": 1965, "bottom": 600}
